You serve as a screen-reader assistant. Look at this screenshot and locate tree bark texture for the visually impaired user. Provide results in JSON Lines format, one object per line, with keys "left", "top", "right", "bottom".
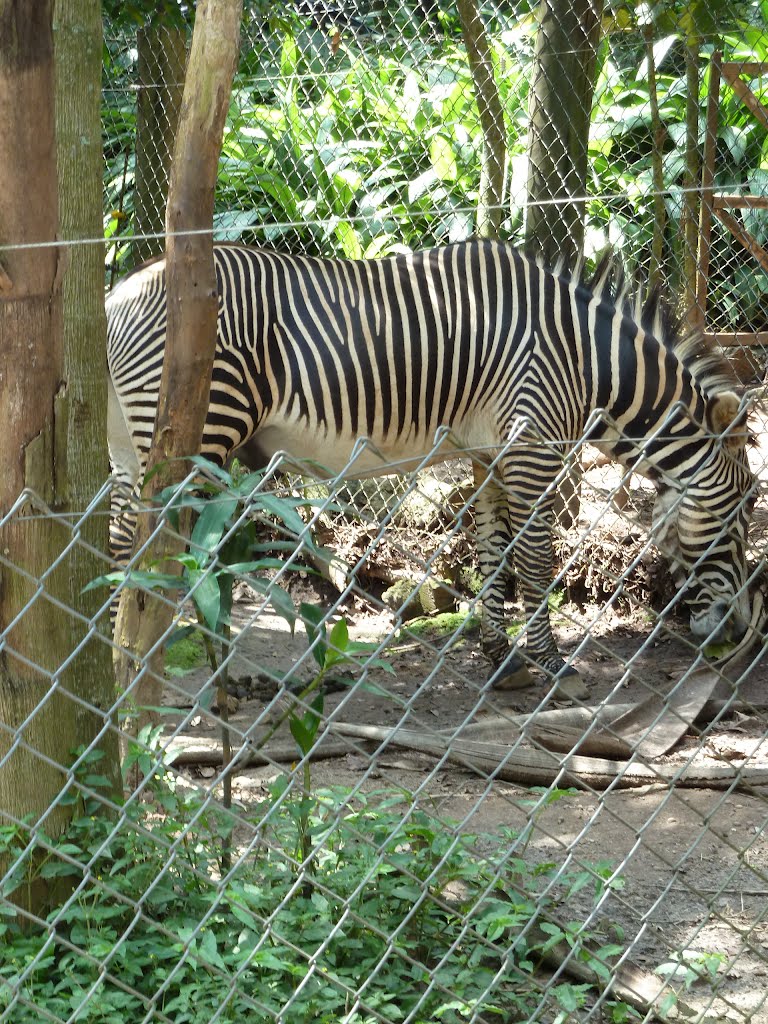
{"left": 53, "top": 0, "right": 122, "bottom": 793}
{"left": 525, "top": 0, "right": 604, "bottom": 266}
{"left": 456, "top": 0, "right": 506, "bottom": 239}
{"left": 132, "top": 22, "right": 187, "bottom": 268}
{"left": 0, "top": 4, "right": 99, "bottom": 876}
{"left": 113, "top": 0, "right": 243, "bottom": 754}
{"left": 0, "top": 2, "right": 64, "bottom": 850}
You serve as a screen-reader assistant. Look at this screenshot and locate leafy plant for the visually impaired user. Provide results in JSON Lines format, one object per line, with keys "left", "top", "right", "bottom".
{"left": 104, "top": 0, "right": 768, "bottom": 333}
{"left": 655, "top": 947, "right": 727, "bottom": 1006}
{"left": 0, "top": 753, "right": 640, "bottom": 1024}
{"left": 90, "top": 456, "right": 395, "bottom": 867}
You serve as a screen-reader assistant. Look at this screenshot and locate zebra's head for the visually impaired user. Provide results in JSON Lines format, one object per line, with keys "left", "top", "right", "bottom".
{"left": 652, "top": 391, "right": 757, "bottom": 645}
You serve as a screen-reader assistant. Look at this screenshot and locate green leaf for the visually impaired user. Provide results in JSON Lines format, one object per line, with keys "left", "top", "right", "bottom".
{"left": 224, "top": 559, "right": 292, "bottom": 574}
{"left": 252, "top": 494, "right": 311, "bottom": 541}
{"left": 334, "top": 220, "right": 363, "bottom": 260}
{"left": 198, "top": 929, "right": 226, "bottom": 971}
{"left": 82, "top": 571, "right": 127, "bottom": 592}
{"left": 250, "top": 578, "right": 297, "bottom": 629}
{"left": 186, "top": 455, "right": 237, "bottom": 486}
{"left": 294, "top": 693, "right": 324, "bottom": 754}
{"left": 429, "top": 134, "right": 458, "bottom": 182}
{"left": 190, "top": 495, "right": 239, "bottom": 555}
{"left": 280, "top": 33, "right": 299, "bottom": 79}
{"left": 327, "top": 618, "right": 349, "bottom": 658}
{"left": 187, "top": 569, "right": 221, "bottom": 632}
{"left": 85, "top": 570, "right": 184, "bottom": 594}
{"left": 289, "top": 715, "right": 313, "bottom": 754}
{"left": 301, "top": 603, "right": 328, "bottom": 667}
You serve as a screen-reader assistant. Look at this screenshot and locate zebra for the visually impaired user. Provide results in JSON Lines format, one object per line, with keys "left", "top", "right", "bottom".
{"left": 107, "top": 240, "right": 757, "bottom": 701}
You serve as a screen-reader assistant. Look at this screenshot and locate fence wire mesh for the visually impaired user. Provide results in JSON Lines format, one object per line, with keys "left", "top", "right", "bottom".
{"left": 102, "top": 0, "right": 768, "bottom": 356}
{"left": 2, "top": 1, "right": 768, "bottom": 1022}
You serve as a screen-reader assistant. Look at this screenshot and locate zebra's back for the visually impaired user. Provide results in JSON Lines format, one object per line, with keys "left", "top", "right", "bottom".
{"left": 107, "top": 240, "right": 574, "bottom": 481}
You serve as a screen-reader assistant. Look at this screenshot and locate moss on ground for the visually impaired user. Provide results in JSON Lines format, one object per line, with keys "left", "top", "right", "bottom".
{"left": 166, "top": 632, "right": 208, "bottom": 675}
{"left": 397, "top": 610, "right": 481, "bottom": 641}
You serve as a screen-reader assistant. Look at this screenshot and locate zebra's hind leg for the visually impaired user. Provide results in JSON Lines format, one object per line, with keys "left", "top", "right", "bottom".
{"left": 473, "top": 465, "right": 535, "bottom": 691}
{"left": 485, "top": 445, "right": 589, "bottom": 702}
{"left": 505, "top": 495, "right": 589, "bottom": 702}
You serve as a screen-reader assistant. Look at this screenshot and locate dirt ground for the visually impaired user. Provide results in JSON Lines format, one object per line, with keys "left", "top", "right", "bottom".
{"left": 163, "top": 576, "right": 768, "bottom": 1022}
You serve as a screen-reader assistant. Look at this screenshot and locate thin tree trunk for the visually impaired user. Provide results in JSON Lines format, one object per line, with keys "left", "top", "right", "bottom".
{"left": 681, "top": 36, "right": 701, "bottom": 330}
{"left": 0, "top": 6, "right": 65, "bottom": 862}
{"left": 113, "top": 0, "right": 243, "bottom": 771}
{"left": 644, "top": 24, "right": 667, "bottom": 290}
{"left": 525, "top": 0, "right": 603, "bottom": 528}
{"left": 456, "top": 0, "right": 506, "bottom": 238}
{"left": 525, "top": 0, "right": 604, "bottom": 266}
{"left": 133, "top": 22, "right": 187, "bottom": 268}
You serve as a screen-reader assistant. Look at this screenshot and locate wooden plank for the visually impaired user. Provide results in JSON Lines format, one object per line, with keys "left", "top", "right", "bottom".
{"left": 714, "top": 207, "right": 768, "bottom": 273}
{"left": 721, "top": 61, "right": 768, "bottom": 76}
{"left": 720, "top": 64, "right": 768, "bottom": 131}
{"left": 706, "top": 331, "right": 768, "bottom": 348}
{"left": 714, "top": 194, "right": 768, "bottom": 209}
{"left": 698, "top": 59, "right": 767, "bottom": 354}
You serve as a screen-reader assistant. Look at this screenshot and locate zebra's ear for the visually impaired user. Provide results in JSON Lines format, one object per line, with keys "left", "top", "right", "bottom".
{"left": 709, "top": 390, "right": 749, "bottom": 449}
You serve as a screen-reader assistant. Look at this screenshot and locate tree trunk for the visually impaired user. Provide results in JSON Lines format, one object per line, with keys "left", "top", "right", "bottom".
{"left": 644, "top": 22, "right": 668, "bottom": 290}
{"left": 132, "top": 22, "right": 187, "bottom": 268}
{"left": 53, "top": 0, "right": 122, "bottom": 792}
{"left": 456, "top": 0, "right": 506, "bottom": 238}
{"left": 0, "top": 0, "right": 119, "bottom": 907}
{"left": 113, "top": 0, "right": 243, "bottom": 766}
{"left": 525, "top": 0, "right": 603, "bottom": 528}
{"left": 681, "top": 36, "right": 701, "bottom": 331}
{"left": 525, "top": 0, "right": 604, "bottom": 266}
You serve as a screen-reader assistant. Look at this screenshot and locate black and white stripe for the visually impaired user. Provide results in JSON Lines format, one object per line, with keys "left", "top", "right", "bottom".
{"left": 107, "top": 240, "right": 756, "bottom": 690}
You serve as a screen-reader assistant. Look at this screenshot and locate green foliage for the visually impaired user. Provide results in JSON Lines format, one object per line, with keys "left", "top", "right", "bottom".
{"left": 588, "top": 9, "right": 768, "bottom": 322}
{"left": 655, "top": 947, "right": 727, "bottom": 997}
{"left": 104, "top": 0, "right": 768, "bottom": 327}
{"left": 0, "top": 754, "right": 639, "bottom": 1023}
{"left": 218, "top": 33, "right": 523, "bottom": 255}
{"left": 102, "top": 0, "right": 190, "bottom": 30}
{"left": 87, "top": 458, "right": 323, "bottom": 637}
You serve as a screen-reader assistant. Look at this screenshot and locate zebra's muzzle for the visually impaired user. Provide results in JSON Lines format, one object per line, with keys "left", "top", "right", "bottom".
{"left": 689, "top": 596, "right": 750, "bottom": 646}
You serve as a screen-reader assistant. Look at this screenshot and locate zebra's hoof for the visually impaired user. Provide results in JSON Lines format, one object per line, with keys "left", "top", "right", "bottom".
{"left": 492, "top": 663, "right": 535, "bottom": 690}
{"left": 552, "top": 671, "right": 589, "bottom": 702}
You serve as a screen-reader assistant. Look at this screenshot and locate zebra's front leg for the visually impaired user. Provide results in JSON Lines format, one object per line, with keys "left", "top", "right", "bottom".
{"left": 473, "top": 467, "right": 535, "bottom": 690}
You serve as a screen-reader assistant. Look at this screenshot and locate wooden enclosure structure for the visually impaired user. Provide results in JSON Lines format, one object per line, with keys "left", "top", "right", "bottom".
{"left": 697, "top": 53, "right": 768, "bottom": 351}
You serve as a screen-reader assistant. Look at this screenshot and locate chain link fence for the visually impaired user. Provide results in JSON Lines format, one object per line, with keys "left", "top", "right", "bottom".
{"left": 2, "top": 1, "right": 768, "bottom": 1021}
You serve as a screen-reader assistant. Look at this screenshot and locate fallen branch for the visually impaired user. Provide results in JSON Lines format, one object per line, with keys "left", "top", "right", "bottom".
{"left": 167, "top": 734, "right": 354, "bottom": 769}
{"left": 304, "top": 544, "right": 350, "bottom": 593}
{"left": 329, "top": 722, "right": 768, "bottom": 791}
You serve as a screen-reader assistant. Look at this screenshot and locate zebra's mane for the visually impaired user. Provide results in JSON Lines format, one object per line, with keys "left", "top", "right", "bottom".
{"left": 553, "top": 250, "right": 740, "bottom": 396}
